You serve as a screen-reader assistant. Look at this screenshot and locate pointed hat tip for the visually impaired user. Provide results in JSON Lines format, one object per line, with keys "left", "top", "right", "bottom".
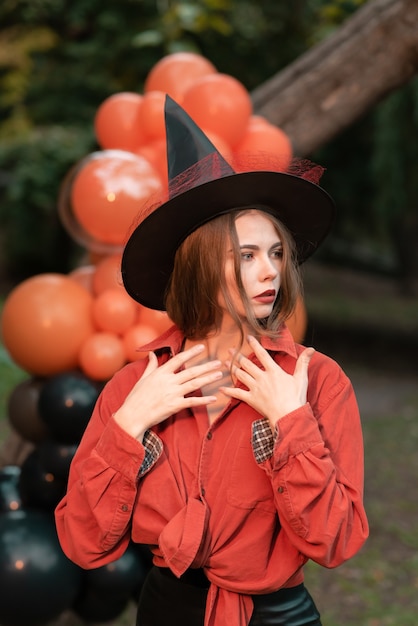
{"left": 164, "top": 93, "right": 234, "bottom": 185}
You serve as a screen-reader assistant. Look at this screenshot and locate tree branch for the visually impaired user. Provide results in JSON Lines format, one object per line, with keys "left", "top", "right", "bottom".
{"left": 251, "top": 0, "right": 418, "bottom": 155}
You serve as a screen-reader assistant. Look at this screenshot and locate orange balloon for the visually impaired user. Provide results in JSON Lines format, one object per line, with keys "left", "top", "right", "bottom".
{"left": 247, "top": 115, "right": 272, "bottom": 131}
{"left": 144, "top": 52, "right": 217, "bottom": 103}
{"left": 233, "top": 122, "right": 293, "bottom": 172}
{"left": 92, "top": 288, "right": 138, "bottom": 335}
{"left": 1, "top": 274, "right": 94, "bottom": 376}
{"left": 79, "top": 332, "right": 126, "bottom": 381}
{"left": 136, "top": 305, "right": 173, "bottom": 335}
{"left": 201, "top": 129, "right": 232, "bottom": 161}
{"left": 94, "top": 92, "right": 145, "bottom": 151}
{"left": 123, "top": 323, "right": 160, "bottom": 361}
{"left": 69, "top": 265, "right": 95, "bottom": 293}
{"left": 136, "top": 139, "right": 168, "bottom": 190}
{"left": 286, "top": 295, "right": 308, "bottom": 344}
{"left": 182, "top": 74, "right": 252, "bottom": 147}
{"left": 70, "top": 151, "right": 163, "bottom": 246}
{"left": 138, "top": 91, "right": 166, "bottom": 142}
{"left": 92, "top": 254, "right": 124, "bottom": 295}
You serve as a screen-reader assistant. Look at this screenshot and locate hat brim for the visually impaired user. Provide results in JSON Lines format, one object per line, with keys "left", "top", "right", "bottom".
{"left": 121, "top": 170, "right": 335, "bottom": 309}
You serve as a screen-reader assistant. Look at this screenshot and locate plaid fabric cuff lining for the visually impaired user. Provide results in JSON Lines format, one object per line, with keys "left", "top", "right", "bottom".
{"left": 138, "top": 430, "right": 163, "bottom": 476}
{"left": 252, "top": 418, "right": 277, "bottom": 463}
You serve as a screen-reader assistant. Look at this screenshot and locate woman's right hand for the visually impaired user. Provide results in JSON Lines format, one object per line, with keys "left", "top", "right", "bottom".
{"left": 113, "top": 344, "right": 222, "bottom": 441}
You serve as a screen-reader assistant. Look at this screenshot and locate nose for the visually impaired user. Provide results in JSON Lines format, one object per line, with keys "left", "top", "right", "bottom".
{"left": 260, "top": 255, "right": 279, "bottom": 281}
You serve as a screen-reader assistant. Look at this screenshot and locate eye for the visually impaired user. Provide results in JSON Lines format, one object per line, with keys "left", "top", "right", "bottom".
{"left": 241, "top": 252, "right": 254, "bottom": 261}
{"left": 272, "top": 248, "right": 283, "bottom": 259}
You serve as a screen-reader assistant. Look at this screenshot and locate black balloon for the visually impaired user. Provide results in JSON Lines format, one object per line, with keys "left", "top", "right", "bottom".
{"left": 0, "top": 510, "right": 82, "bottom": 626}
{"left": 83, "top": 542, "right": 148, "bottom": 597}
{"left": 37, "top": 438, "right": 78, "bottom": 481}
{"left": 19, "top": 448, "right": 67, "bottom": 511}
{"left": 7, "top": 377, "right": 48, "bottom": 443}
{"left": 72, "top": 543, "right": 148, "bottom": 623}
{"left": 38, "top": 370, "right": 102, "bottom": 444}
{"left": 0, "top": 466, "right": 23, "bottom": 513}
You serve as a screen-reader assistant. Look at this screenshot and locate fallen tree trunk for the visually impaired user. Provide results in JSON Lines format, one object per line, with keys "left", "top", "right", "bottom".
{"left": 252, "top": 0, "right": 418, "bottom": 155}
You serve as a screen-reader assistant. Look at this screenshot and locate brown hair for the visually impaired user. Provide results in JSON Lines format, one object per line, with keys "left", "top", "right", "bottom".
{"left": 165, "top": 209, "right": 302, "bottom": 340}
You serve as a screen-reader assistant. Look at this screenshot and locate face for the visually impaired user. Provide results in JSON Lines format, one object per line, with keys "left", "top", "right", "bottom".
{"left": 223, "top": 210, "right": 282, "bottom": 319}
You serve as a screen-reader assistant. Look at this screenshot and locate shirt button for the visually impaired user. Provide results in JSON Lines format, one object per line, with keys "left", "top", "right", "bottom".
{"left": 121, "top": 504, "right": 129, "bottom": 512}
{"left": 277, "top": 486, "right": 284, "bottom": 494}
{"left": 207, "top": 432, "right": 212, "bottom": 440}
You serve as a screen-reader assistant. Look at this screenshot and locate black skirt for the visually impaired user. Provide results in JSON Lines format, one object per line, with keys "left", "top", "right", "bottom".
{"left": 136, "top": 566, "right": 322, "bottom": 626}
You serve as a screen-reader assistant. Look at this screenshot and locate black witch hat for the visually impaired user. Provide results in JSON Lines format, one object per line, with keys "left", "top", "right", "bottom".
{"left": 121, "top": 95, "right": 335, "bottom": 310}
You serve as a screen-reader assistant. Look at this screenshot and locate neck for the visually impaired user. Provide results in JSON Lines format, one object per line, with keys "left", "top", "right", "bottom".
{"left": 186, "top": 319, "right": 254, "bottom": 361}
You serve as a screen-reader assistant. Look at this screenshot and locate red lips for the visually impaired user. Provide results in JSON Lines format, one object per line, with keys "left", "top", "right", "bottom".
{"left": 253, "top": 289, "right": 276, "bottom": 303}
{"left": 256, "top": 290, "right": 275, "bottom": 297}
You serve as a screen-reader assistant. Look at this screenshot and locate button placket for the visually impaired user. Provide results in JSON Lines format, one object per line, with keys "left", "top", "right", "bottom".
{"left": 200, "top": 427, "right": 214, "bottom": 499}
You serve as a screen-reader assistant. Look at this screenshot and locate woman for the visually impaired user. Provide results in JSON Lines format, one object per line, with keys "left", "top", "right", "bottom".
{"left": 55, "top": 96, "right": 369, "bottom": 626}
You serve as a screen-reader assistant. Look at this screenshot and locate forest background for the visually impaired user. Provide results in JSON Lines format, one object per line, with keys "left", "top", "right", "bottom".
{"left": 0, "top": 1, "right": 418, "bottom": 625}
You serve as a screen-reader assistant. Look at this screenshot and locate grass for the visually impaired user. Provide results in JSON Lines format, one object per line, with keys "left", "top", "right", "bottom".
{"left": 305, "top": 408, "right": 418, "bottom": 626}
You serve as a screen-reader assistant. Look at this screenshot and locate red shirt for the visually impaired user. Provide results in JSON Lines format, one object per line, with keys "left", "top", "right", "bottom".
{"left": 55, "top": 325, "right": 368, "bottom": 626}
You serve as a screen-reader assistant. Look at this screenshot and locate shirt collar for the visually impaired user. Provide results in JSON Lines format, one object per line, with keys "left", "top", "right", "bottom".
{"left": 260, "top": 324, "right": 298, "bottom": 358}
{"left": 141, "top": 323, "right": 298, "bottom": 359}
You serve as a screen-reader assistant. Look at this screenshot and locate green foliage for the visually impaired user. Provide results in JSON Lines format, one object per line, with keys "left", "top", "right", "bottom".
{"left": 0, "top": 0, "right": 161, "bottom": 130}
{"left": 372, "top": 79, "right": 418, "bottom": 221}
{"left": 312, "top": 75, "right": 418, "bottom": 279}
{"left": 311, "top": 0, "right": 368, "bottom": 40}
{"left": 0, "top": 0, "right": 318, "bottom": 134}
{"left": 0, "top": 125, "right": 94, "bottom": 282}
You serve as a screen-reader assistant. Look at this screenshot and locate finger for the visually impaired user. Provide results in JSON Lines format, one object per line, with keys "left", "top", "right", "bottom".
{"left": 228, "top": 361, "right": 254, "bottom": 387}
{"left": 183, "top": 394, "right": 218, "bottom": 408}
{"left": 219, "top": 385, "right": 248, "bottom": 402}
{"left": 247, "top": 335, "right": 275, "bottom": 368}
{"left": 181, "top": 369, "right": 224, "bottom": 395}
{"left": 149, "top": 350, "right": 158, "bottom": 364}
{"left": 230, "top": 352, "right": 262, "bottom": 378}
{"left": 162, "top": 344, "right": 206, "bottom": 371}
{"left": 142, "top": 351, "right": 159, "bottom": 376}
{"left": 175, "top": 359, "right": 222, "bottom": 384}
{"left": 294, "top": 347, "right": 315, "bottom": 379}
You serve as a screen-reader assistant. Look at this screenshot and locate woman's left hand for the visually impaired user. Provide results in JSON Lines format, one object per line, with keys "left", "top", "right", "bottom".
{"left": 220, "top": 335, "right": 315, "bottom": 428}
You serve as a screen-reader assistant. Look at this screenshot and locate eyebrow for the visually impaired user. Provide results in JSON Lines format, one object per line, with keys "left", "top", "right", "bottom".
{"left": 239, "top": 242, "right": 282, "bottom": 251}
